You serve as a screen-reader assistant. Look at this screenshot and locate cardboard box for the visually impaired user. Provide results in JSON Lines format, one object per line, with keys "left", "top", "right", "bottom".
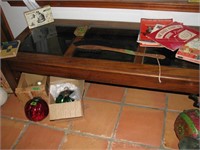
{"left": 49, "top": 76, "right": 84, "bottom": 120}
{"left": 0, "top": 70, "right": 13, "bottom": 93}
{"left": 15, "top": 73, "right": 49, "bottom": 104}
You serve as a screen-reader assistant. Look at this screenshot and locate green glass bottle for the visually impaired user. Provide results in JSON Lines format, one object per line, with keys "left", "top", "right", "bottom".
{"left": 55, "top": 90, "right": 74, "bottom": 103}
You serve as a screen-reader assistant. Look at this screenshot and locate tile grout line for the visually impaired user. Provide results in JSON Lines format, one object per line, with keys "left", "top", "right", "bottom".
{"left": 1, "top": 98, "right": 121, "bottom": 148}
{"left": 83, "top": 88, "right": 169, "bottom": 149}
{"left": 57, "top": 82, "right": 115, "bottom": 149}
{"left": 105, "top": 88, "right": 162, "bottom": 150}
{"left": 83, "top": 82, "right": 90, "bottom": 98}
{"left": 66, "top": 129, "right": 160, "bottom": 149}
{"left": 1, "top": 111, "right": 162, "bottom": 149}
{"left": 107, "top": 88, "right": 128, "bottom": 150}
{"left": 1, "top": 115, "right": 29, "bottom": 123}
{"left": 83, "top": 97, "right": 122, "bottom": 105}
{"left": 6, "top": 82, "right": 92, "bottom": 149}
{"left": 57, "top": 118, "right": 75, "bottom": 149}
{"left": 11, "top": 121, "right": 30, "bottom": 149}
{"left": 84, "top": 83, "right": 168, "bottom": 112}
{"left": 63, "top": 126, "right": 161, "bottom": 149}
{"left": 1, "top": 115, "right": 70, "bottom": 132}
{"left": 123, "top": 102, "right": 166, "bottom": 111}
{"left": 1, "top": 117, "right": 72, "bottom": 149}
{"left": 68, "top": 129, "right": 113, "bottom": 140}
{"left": 58, "top": 129, "right": 71, "bottom": 150}
{"left": 2, "top": 84, "right": 177, "bottom": 149}
{"left": 84, "top": 96, "right": 166, "bottom": 111}
{"left": 160, "top": 93, "right": 169, "bottom": 150}
{"left": 111, "top": 138, "right": 161, "bottom": 149}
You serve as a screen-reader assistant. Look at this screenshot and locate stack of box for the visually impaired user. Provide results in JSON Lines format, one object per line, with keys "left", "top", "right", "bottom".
{"left": 15, "top": 73, "right": 84, "bottom": 120}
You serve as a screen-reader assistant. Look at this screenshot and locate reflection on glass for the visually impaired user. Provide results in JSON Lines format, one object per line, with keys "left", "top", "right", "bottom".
{"left": 19, "top": 24, "right": 76, "bottom": 56}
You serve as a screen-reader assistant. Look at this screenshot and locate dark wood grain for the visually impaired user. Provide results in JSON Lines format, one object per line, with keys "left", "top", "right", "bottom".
{"left": 7, "top": 52, "right": 199, "bottom": 94}
{"left": 7, "top": 0, "right": 199, "bottom": 12}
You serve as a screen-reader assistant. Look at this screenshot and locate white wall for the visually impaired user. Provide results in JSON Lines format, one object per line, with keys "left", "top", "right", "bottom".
{"left": 1, "top": 1, "right": 200, "bottom": 38}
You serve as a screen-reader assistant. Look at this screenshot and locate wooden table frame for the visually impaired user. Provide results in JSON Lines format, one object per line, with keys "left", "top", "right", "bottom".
{"left": 2, "top": 20, "right": 199, "bottom": 94}
{"left": 7, "top": 0, "right": 199, "bottom": 13}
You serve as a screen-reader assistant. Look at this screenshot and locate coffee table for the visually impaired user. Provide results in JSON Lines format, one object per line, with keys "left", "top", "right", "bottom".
{"left": 2, "top": 20, "right": 199, "bottom": 94}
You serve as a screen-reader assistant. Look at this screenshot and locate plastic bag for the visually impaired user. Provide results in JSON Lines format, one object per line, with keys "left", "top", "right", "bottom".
{"left": 50, "top": 83, "right": 81, "bottom": 101}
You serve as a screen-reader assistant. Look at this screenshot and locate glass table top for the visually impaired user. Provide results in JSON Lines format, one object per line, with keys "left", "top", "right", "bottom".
{"left": 19, "top": 24, "right": 76, "bottom": 56}
{"left": 19, "top": 24, "right": 199, "bottom": 70}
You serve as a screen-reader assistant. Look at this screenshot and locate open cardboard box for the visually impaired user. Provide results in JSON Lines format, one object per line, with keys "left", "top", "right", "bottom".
{"left": 49, "top": 76, "right": 84, "bottom": 120}
{"left": 15, "top": 73, "right": 49, "bottom": 105}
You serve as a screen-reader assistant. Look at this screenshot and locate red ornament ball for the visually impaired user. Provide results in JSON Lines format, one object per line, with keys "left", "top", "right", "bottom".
{"left": 174, "top": 109, "right": 200, "bottom": 140}
{"left": 24, "top": 97, "right": 49, "bottom": 121}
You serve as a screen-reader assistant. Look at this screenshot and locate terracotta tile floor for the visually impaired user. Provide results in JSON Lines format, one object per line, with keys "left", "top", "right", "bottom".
{"left": 0, "top": 82, "right": 197, "bottom": 149}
